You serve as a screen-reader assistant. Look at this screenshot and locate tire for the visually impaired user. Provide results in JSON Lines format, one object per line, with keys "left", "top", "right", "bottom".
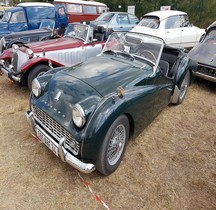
{"left": 176, "top": 71, "right": 190, "bottom": 104}
{"left": 96, "top": 115, "right": 129, "bottom": 176}
{"left": 28, "top": 64, "right": 50, "bottom": 90}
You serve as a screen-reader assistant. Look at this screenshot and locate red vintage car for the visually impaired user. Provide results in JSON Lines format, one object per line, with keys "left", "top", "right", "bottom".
{"left": 0, "top": 23, "right": 105, "bottom": 89}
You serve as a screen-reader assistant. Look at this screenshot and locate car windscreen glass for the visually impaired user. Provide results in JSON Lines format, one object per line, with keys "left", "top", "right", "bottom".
{"left": 139, "top": 16, "right": 159, "bottom": 29}
{"left": 64, "top": 24, "right": 89, "bottom": 41}
{"left": 204, "top": 28, "right": 216, "bottom": 42}
{"left": 39, "top": 19, "right": 55, "bottom": 30}
{"left": 1, "top": 10, "right": 11, "bottom": 22}
{"left": 103, "top": 32, "right": 164, "bottom": 66}
{"left": 95, "top": 12, "right": 114, "bottom": 22}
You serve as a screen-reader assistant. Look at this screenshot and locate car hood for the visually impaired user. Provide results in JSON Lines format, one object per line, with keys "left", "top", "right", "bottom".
{"left": 5, "top": 28, "right": 51, "bottom": 40}
{"left": 35, "top": 55, "right": 151, "bottom": 133}
{"left": 22, "top": 37, "right": 83, "bottom": 53}
{"left": 189, "top": 41, "right": 216, "bottom": 66}
{"left": 131, "top": 26, "right": 156, "bottom": 35}
{"left": 90, "top": 20, "right": 107, "bottom": 27}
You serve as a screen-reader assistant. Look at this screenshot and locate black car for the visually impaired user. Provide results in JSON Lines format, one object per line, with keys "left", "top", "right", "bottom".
{"left": 0, "top": 19, "right": 59, "bottom": 53}
{"left": 189, "top": 21, "right": 216, "bottom": 82}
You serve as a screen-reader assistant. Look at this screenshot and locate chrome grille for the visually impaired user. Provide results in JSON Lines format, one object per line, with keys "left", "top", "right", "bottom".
{"left": 12, "top": 50, "right": 29, "bottom": 72}
{"left": 198, "top": 64, "right": 216, "bottom": 78}
{"left": 32, "top": 105, "right": 80, "bottom": 155}
{"left": 12, "top": 52, "right": 18, "bottom": 71}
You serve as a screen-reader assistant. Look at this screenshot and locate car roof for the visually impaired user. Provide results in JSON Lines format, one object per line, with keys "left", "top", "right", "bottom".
{"left": 17, "top": 2, "right": 54, "bottom": 7}
{"left": 144, "top": 10, "right": 187, "bottom": 19}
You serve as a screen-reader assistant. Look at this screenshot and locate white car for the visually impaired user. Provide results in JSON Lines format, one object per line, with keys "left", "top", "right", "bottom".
{"left": 131, "top": 10, "right": 205, "bottom": 49}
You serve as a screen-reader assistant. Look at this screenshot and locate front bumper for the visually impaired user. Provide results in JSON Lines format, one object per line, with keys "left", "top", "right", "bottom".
{"left": 0, "top": 60, "right": 21, "bottom": 82}
{"left": 25, "top": 110, "right": 96, "bottom": 174}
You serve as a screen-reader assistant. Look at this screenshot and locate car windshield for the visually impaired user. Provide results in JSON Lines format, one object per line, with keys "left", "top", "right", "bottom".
{"left": 95, "top": 12, "right": 114, "bottom": 22}
{"left": 102, "top": 32, "right": 164, "bottom": 66}
{"left": 1, "top": 10, "right": 11, "bottom": 22}
{"left": 204, "top": 28, "right": 216, "bottom": 42}
{"left": 139, "top": 16, "right": 160, "bottom": 29}
{"left": 39, "top": 19, "right": 55, "bottom": 30}
{"left": 64, "top": 23, "right": 90, "bottom": 42}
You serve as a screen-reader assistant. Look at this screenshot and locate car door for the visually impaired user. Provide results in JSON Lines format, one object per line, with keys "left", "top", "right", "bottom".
{"left": 112, "top": 13, "right": 131, "bottom": 32}
{"left": 164, "top": 15, "right": 181, "bottom": 47}
{"left": 8, "top": 11, "right": 28, "bottom": 32}
{"left": 178, "top": 15, "right": 198, "bottom": 48}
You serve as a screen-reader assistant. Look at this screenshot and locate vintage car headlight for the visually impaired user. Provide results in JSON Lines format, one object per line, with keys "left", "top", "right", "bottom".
{"left": 72, "top": 104, "right": 86, "bottom": 128}
{"left": 12, "top": 44, "right": 19, "bottom": 52}
{"left": 32, "top": 78, "right": 41, "bottom": 97}
{"left": 26, "top": 48, "right": 34, "bottom": 59}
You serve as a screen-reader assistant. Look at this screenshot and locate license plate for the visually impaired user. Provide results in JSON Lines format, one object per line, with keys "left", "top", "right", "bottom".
{"left": 36, "top": 126, "right": 59, "bottom": 157}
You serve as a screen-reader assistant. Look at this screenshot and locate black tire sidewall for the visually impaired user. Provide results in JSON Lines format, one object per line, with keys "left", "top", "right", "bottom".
{"left": 96, "top": 115, "right": 129, "bottom": 176}
{"left": 28, "top": 64, "right": 50, "bottom": 90}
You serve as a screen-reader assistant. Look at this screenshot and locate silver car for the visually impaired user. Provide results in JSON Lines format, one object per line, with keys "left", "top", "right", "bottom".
{"left": 90, "top": 12, "right": 139, "bottom": 39}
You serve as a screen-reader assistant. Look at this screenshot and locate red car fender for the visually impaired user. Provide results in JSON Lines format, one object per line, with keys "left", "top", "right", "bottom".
{"left": 21, "top": 57, "right": 65, "bottom": 72}
{"left": 0, "top": 49, "right": 13, "bottom": 59}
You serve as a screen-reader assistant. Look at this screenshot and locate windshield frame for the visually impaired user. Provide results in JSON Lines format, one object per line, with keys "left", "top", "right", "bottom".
{"left": 64, "top": 23, "right": 91, "bottom": 43}
{"left": 102, "top": 31, "right": 164, "bottom": 71}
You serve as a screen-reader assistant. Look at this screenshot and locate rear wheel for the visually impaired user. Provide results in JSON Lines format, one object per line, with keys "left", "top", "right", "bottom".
{"left": 96, "top": 115, "right": 129, "bottom": 176}
{"left": 176, "top": 71, "right": 190, "bottom": 104}
{"left": 27, "top": 64, "right": 50, "bottom": 90}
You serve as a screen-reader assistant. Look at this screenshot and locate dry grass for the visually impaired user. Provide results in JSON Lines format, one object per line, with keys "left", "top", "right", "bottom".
{"left": 0, "top": 76, "right": 215, "bottom": 210}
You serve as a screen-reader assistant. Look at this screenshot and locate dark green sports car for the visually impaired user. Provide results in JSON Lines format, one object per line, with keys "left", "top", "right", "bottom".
{"left": 26, "top": 32, "right": 197, "bottom": 176}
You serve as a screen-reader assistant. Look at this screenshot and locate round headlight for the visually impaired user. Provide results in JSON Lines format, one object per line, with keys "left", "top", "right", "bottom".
{"left": 12, "top": 44, "right": 19, "bottom": 52}
{"left": 26, "top": 48, "right": 34, "bottom": 59}
{"left": 32, "top": 78, "right": 41, "bottom": 97}
{"left": 72, "top": 104, "right": 86, "bottom": 128}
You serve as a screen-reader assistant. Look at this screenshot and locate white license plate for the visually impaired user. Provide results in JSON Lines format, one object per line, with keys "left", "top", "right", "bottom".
{"left": 36, "top": 126, "right": 59, "bottom": 157}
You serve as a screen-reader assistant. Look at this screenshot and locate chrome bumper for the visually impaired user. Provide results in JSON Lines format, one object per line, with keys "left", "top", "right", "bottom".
{"left": 193, "top": 71, "right": 216, "bottom": 83}
{"left": 25, "top": 111, "right": 96, "bottom": 174}
{"left": 0, "top": 61, "right": 21, "bottom": 82}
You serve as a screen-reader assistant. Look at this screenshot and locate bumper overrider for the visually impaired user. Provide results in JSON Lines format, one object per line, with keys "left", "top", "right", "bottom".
{"left": 25, "top": 110, "right": 96, "bottom": 174}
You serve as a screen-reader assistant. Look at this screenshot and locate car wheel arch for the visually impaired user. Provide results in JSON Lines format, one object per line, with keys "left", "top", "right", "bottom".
{"left": 82, "top": 99, "right": 134, "bottom": 162}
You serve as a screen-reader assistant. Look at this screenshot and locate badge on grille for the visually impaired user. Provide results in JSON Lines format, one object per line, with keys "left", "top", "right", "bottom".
{"left": 54, "top": 91, "right": 62, "bottom": 101}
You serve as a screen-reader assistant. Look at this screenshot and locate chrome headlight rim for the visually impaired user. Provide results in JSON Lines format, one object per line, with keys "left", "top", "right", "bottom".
{"left": 32, "top": 78, "right": 41, "bottom": 97}
{"left": 26, "top": 48, "right": 34, "bottom": 59}
{"left": 12, "top": 44, "right": 19, "bottom": 52}
{"left": 72, "top": 104, "right": 86, "bottom": 128}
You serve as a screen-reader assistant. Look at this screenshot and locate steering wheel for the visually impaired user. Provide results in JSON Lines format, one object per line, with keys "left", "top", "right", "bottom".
{"left": 141, "top": 50, "right": 157, "bottom": 63}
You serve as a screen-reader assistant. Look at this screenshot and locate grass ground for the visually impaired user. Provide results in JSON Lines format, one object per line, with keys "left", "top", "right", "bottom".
{"left": 0, "top": 76, "right": 215, "bottom": 210}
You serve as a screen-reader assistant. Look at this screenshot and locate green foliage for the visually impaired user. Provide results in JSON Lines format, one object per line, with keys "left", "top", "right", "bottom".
{"left": 98, "top": 0, "right": 215, "bottom": 28}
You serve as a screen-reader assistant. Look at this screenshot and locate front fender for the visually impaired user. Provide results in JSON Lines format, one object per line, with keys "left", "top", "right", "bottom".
{"left": 81, "top": 95, "right": 126, "bottom": 162}
{"left": 0, "top": 48, "right": 13, "bottom": 59}
{"left": 21, "top": 57, "right": 65, "bottom": 72}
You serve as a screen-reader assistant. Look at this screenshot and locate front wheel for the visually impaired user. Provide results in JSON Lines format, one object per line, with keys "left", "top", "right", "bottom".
{"left": 27, "top": 64, "right": 50, "bottom": 90}
{"left": 175, "top": 71, "right": 190, "bottom": 104}
{"left": 96, "top": 115, "right": 129, "bottom": 176}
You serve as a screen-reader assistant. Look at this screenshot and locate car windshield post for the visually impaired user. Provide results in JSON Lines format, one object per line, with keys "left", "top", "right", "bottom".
{"left": 102, "top": 31, "right": 164, "bottom": 69}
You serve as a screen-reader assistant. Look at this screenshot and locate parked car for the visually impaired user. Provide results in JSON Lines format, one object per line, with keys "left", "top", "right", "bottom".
{"left": 90, "top": 12, "right": 139, "bottom": 39}
{"left": 25, "top": 31, "right": 197, "bottom": 175}
{"left": 0, "top": 19, "right": 59, "bottom": 54}
{"left": 131, "top": 10, "right": 205, "bottom": 49}
{"left": 0, "top": 23, "right": 106, "bottom": 89}
{"left": 0, "top": 2, "right": 68, "bottom": 36}
{"left": 188, "top": 21, "right": 216, "bottom": 82}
